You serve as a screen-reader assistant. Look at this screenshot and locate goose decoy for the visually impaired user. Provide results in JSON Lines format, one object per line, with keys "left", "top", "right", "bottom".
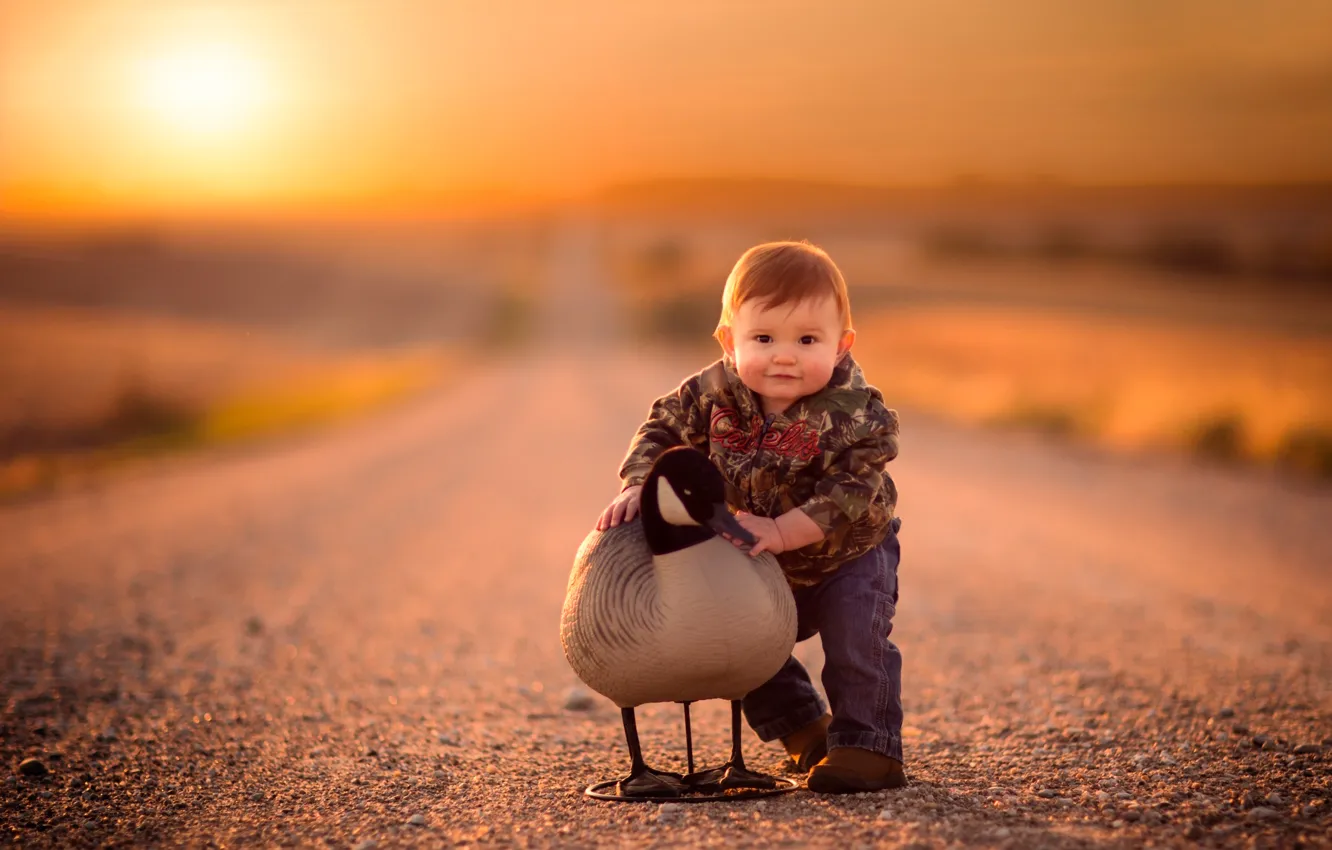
{"left": 561, "top": 447, "right": 798, "bottom": 800}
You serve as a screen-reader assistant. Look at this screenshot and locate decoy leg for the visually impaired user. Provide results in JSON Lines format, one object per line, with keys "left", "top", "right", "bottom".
{"left": 684, "top": 700, "right": 781, "bottom": 792}
{"left": 682, "top": 701, "right": 696, "bottom": 775}
{"left": 614, "top": 707, "right": 686, "bottom": 798}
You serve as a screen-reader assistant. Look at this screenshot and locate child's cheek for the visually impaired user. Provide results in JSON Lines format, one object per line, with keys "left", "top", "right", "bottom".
{"left": 735, "top": 357, "right": 766, "bottom": 393}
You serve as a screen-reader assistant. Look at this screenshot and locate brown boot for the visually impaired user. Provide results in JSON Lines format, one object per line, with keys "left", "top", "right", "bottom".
{"left": 779, "top": 714, "right": 831, "bottom": 773}
{"left": 807, "top": 747, "right": 908, "bottom": 794}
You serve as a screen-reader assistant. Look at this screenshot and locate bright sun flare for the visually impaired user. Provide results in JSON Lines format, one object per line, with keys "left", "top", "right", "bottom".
{"left": 138, "top": 43, "right": 268, "bottom": 137}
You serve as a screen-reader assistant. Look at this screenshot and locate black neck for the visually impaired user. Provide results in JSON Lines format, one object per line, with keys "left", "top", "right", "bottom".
{"left": 640, "top": 474, "right": 714, "bottom": 556}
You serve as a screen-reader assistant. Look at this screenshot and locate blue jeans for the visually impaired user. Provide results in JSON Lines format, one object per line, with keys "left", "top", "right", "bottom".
{"left": 742, "top": 524, "right": 904, "bottom": 762}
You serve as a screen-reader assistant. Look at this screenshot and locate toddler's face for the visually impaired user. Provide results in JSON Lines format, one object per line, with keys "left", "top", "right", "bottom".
{"left": 721, "top": 295, "right": 853, "bottom": 415}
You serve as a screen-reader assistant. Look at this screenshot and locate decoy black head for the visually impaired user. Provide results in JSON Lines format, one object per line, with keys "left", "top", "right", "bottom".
{"left": 640, "top": 447, "right": 756, "bottom": 555}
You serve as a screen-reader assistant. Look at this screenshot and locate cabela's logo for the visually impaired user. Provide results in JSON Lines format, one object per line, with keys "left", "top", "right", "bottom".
{"left": 709, "top": 408, "right": 821, "bottom": 460}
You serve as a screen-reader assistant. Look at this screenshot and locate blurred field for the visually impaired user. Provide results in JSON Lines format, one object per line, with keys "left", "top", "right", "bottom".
{"left": 0, "top": 219, "right": 551, "bottom": 499}
{"left": 0, "top": 303, "right": 450, "bottom": 500}
{"left": 854, "top": 305, "right": 1332, "bottom": 475}
{"left": 0, "top": 221, "right": 545, "bottom": 346}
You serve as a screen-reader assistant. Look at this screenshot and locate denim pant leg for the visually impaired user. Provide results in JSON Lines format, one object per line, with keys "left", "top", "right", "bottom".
{"left": 814, "top": 534, "right": 904, "bottom": 762}
{"left": 741, "top": 590, "right": 828, "bottom": 742}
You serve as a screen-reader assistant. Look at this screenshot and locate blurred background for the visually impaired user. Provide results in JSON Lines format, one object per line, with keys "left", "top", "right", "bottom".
{"left": 2, "top": 0, "right": 1330, "bottom": 497}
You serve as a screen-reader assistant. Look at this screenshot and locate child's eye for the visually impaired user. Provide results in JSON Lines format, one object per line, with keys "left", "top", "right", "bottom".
{"left": 800, "top": 335, "right": 817, "bottom": 345}
{"left": 754, "top": 334, "right": 771, "bottom": 343}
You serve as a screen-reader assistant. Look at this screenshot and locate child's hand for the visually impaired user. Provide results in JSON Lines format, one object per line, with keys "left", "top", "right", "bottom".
{"left": 596, "top": 485, "right": 643, "bottom": 531}
{"left": 726, "top": 511, "right": 787, "bottom": 557}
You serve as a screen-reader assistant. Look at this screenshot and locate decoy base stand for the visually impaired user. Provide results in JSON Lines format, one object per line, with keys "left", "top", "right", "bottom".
{"left": 584, "top": 778, "right": 798, "bottom": 803}
{"left": 583, "top": 702, "right": 800, "bottom": 803}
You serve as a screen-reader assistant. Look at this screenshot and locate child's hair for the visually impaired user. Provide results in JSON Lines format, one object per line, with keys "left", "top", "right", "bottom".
{"left": 714, "top": 240, "right": 852, "bottom": 344}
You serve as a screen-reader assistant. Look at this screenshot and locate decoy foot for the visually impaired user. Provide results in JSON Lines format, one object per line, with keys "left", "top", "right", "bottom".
{"left": 684, "top": 762, "right": 780, "bottom": 793}
{"left": 616, "top": 766, "right": 687, "bottom": 798}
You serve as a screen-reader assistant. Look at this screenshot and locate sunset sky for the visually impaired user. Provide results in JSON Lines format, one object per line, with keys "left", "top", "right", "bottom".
{"left": 2, "top": 0, "right": 1331, "bottom": 218}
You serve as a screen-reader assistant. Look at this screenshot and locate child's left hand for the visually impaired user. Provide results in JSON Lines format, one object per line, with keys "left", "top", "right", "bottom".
{"left": 726, "top": 511, "right": 786, "bottom": 557}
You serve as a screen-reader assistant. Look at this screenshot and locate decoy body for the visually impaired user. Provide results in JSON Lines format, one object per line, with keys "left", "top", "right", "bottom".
{"left": 561, "top": 447, "right": 798, "bottom": 797}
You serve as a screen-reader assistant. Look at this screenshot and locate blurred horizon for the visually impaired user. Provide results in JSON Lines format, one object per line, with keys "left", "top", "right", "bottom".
{"left": 5, "top": 178, "right": 1332, "bottom": 231}
{"left": 4, "top": 0, "right": 1332, "bottom": 221}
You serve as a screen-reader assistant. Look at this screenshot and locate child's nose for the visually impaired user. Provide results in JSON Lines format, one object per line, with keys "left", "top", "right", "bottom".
{"left": 773, "top": 349, "right": 797, "bottom": 364}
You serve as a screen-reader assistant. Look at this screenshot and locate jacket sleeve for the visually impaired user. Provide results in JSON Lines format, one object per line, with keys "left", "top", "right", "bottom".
{"left": 797, "top": 406, "right": 899, "bottom": 537}
{"left": 617, "top": 376, "right": 710, "bottom": 489}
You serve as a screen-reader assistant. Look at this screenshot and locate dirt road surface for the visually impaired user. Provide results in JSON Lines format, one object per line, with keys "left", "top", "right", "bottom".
{"left": 3, "top": 222, "right": 1330, "bottom": 848}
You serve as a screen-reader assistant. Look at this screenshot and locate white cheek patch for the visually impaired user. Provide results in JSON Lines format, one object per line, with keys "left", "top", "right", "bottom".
{"left": 656, "top": 477, "right": 700, "bottom": 526}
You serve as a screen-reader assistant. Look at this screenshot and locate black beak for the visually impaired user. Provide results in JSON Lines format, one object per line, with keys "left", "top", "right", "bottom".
{"left": 704, "top": 503, "right": 756, "bottom": 545}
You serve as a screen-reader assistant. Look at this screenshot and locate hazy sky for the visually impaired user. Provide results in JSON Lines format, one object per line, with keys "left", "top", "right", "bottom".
{"left": 2, "top": 0, "right": 1331, "bottom": 217}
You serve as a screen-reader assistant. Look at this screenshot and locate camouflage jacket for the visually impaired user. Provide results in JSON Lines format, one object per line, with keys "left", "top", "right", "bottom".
{"left": 618, "top": 353, "right": 899, "bottom": 588}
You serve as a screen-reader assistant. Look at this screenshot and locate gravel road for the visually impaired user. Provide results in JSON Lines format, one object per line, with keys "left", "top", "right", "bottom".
{"left": 3, "top": 223, "right": 1330, "bottom": 848}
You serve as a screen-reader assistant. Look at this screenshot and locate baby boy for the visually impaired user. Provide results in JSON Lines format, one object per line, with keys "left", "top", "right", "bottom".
{"left": 596, "top": 240, "right": 906, "bottom": 793}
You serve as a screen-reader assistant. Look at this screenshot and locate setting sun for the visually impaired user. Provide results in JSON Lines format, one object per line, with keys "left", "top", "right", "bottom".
{"left": 136, "top": 42, "right": 269, "bottom": 138}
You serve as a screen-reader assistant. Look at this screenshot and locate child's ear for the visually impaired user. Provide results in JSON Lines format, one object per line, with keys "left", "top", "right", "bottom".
{"left": 717, "top": 325, "right": 735, "bottom": 357}
{"left": 837, "top": 328, "right": 856, "bottom": 356}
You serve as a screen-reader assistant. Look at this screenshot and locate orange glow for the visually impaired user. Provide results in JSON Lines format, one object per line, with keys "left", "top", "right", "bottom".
{"left": 1, "top": 1, "right": 1331, "bottom": 220}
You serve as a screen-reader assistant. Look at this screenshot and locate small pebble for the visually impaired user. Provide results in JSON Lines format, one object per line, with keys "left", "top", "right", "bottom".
{"left": 657, "top": 802, "right": 685, "bottom": 824}
{"left": 1121, "top": 810, "right": 1142, "bottom": 822}
{"left": 407, "top": 814, "right": 426, "bottom": 826}
{"left": 1217, "top": 707, "right": 1235, "bottom": 718}
{"left": 1184, "top": 825, "right": 1204, "bottom": 839}
{"left": 18, "top": 758, "right": 47, "bottom": 777}
{"left": 1265, "top": 792, "right": 1284, "bottom": 806}
{"left": 562, "top": 687, "right": 595, "bottom": 711}
{"left": 992, "top": 827, "right": 1011, "bottom": 839}
{"left": 1293, "top": 743, "right": 1321, "bottom": 754}
{"left": 249, "top": 790, "right": 264, "bottom": 801}
{"left": 1247, "top": 807, "right": 1279, "bottom": 821}
{"left": 1036, "top": 789, "right": 1059, "bottom": 798}
{"left": 876, "top": 809, "right": 894, "bottom": 821}
{"left": 352, "top": 841, "right": 377, "bottom": 850}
